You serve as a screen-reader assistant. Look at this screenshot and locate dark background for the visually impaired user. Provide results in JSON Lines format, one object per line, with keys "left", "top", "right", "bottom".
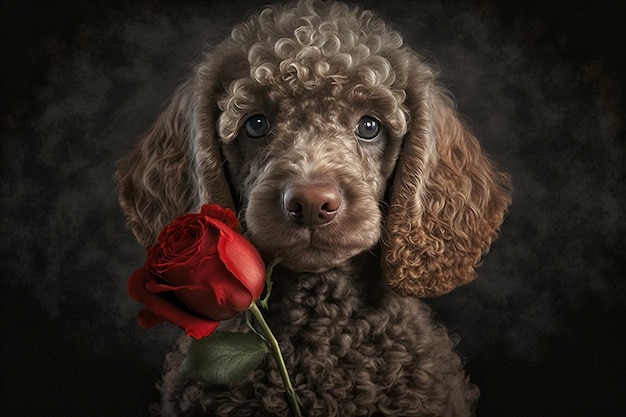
{"left": 2, "top": 0, "right": 624, "bottom": 416}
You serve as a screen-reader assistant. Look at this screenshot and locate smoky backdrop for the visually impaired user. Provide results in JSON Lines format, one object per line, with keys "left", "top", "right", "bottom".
{"left": 2, "top": 1, "right": 624, "bottom": 416}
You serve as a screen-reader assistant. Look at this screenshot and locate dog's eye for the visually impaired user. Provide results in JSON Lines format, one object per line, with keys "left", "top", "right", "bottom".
{"left": 355, "top": 116, "right": 381, "bottom": 141}
{"left": 244, "top": 114, "right": 270, "bottom": 138}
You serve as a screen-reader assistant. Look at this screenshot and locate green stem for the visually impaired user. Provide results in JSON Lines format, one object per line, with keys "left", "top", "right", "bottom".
{"left": 259, "top": 258, "right": 281, "bottom": 310}
{"left": 248, "top": 302, "right": 302, "bottom": 417}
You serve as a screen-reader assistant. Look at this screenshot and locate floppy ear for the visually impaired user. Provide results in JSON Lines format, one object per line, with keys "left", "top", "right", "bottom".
{"left": 115, "top": 67, "right": 233, "bottom": 247}
{"left": 382, "top": 62, "right": 511, "bottom": 297}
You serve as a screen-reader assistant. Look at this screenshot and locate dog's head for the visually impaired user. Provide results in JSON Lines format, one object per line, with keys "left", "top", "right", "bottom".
{"left": 116, "top": 0, "right": 511, "bottom": 297}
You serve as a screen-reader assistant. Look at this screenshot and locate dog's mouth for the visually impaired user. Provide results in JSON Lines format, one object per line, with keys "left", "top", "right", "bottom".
{"left": 251, "top": 225, "right": 379, "bottom": 272}
{"left": 266, "top": 244, "right": 361, "bottom": 273}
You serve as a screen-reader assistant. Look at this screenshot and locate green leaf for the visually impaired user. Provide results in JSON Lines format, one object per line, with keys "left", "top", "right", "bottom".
{"left": 180, "top": 331, "right": 269, "bottom": 385}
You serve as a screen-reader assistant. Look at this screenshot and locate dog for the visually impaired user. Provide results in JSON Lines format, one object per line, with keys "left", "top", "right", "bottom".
{"left": 116, "top": 1, "right": 511, "bottom": 415}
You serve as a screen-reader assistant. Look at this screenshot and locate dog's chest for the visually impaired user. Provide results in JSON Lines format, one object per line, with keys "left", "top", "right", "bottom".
{"left": 263, "top": 268, "right": 420, "bottom": 386}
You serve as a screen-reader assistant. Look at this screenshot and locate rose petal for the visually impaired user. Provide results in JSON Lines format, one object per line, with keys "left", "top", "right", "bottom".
{"left": 149, "top": 216, "right": 213, "bottom": 276}
{"left": 175, "top": 287, "right": 242, "bottom": 321}
{"left": 163, "top": 250, "right": 220, "bottom": 288}
{"left": 218, "top": 232, "right": 266, "bottom": 300}
{"left": 141, "top": 272, "right": 248, "bottom": 321}
{"left": 149, "top": 220, "right": 220, "bottom": 286}
{"left": 201, "top": 204, "right": 239, "bottom": 230}
{"left": 127, "top": 267, "right": 220, "bottom": 339}
{"left": 191, "top": 257, "right": 254, "bottom": 313}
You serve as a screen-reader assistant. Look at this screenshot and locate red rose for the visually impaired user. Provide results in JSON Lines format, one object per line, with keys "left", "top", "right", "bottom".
{"left": 127, "top": 204, "right": 266, "bottom": 339}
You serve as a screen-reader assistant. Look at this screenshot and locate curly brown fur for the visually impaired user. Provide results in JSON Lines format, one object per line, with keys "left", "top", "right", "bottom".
{"left": 116, "top": 1, "right": 511, "bottom": 415}
{"left": 158, "top": 256, "right": 480, "bottom": 417}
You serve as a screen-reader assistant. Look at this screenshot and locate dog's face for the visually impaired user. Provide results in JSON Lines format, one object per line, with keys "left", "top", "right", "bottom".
{"left": 216, "top": 58, "right": 408, "bottom": 272}
{"left": 207, "top": 2, "right": 414, "bottom": 272}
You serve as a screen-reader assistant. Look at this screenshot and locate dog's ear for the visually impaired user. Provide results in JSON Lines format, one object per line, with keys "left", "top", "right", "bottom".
{"left": 115, "top": 66, "right": 233, "bottom": 247}
{"left": 382, "top": 58, "right": 511, "bottom": 297}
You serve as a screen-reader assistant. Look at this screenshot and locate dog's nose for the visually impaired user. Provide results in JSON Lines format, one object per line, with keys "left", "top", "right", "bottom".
{"left": 283, "top": 184, "right": 342, "bottom": 226}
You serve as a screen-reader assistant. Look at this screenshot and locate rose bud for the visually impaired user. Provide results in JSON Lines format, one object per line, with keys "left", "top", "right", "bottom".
{"left": 127, "top": 204, "right": 266, "bottom": 339}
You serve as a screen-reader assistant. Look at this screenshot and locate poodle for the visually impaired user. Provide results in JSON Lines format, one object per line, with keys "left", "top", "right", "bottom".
{"left": 115, "top": 1, "right": 511, "bottom": 416}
